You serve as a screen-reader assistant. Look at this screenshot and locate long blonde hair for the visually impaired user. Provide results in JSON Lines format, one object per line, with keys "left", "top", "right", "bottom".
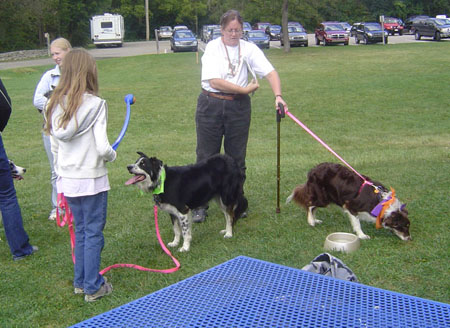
{"left": 44, "top": 49, "right": 99, "bottom": 134}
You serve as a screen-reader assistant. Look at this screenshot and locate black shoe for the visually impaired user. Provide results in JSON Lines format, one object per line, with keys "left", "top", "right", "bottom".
{"left": 13, "top": 245, "right": 38, "bottom": 261}
{"left": 192, "top": 208, "right": 207, "bottom": 223}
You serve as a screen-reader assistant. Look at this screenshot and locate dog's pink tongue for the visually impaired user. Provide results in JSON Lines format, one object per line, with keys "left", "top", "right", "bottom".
{"left": 125, "top": 175, "right": 145, "bottom": 185}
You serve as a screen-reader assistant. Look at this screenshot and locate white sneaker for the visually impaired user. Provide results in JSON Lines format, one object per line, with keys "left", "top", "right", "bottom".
{"left": 48, "top": 210, "right": 57, "bottom": 221}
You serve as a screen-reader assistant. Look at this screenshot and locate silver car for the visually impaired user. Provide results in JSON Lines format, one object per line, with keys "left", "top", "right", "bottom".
{"left": 158, "top": 26, "right": 173, "bottom": 39}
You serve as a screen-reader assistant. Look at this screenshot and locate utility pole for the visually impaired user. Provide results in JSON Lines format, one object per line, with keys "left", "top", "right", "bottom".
{"left": 145, "top": 0, "right": 150, "bottom": 41}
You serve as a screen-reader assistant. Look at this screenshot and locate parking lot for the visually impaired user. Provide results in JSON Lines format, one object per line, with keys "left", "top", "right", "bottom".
{"left": 178, "top": 33, "right": 442, "bottom": 53}
{"left": 0, "top": 33, "right": 447, "bottom": 70}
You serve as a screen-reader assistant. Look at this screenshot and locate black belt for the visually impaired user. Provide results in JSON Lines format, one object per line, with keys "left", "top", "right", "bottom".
{"left": 202, "top": 89, "right": 245, "bottom": 101}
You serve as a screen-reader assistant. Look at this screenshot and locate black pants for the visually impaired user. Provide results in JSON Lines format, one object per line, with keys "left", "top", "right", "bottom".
{"left": 195, "top": 92, "right": 251, "bottom": 179}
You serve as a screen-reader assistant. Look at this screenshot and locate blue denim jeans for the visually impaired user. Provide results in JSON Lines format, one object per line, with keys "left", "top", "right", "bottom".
{"left": 42, "top": 132, "right": 57, "bottom": 212}
{"left": 66, "top": 191, "right": 108, "bottom": 294}
{"left": 0, "top": 135, "right": 33, "bottom": 258}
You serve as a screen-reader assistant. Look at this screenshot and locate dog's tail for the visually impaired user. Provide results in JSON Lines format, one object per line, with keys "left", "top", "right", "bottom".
{"left": 233, "top": 194, "right": 248, "bottom": 224}
{"left": 217, "top": 155, "right": 248, "bottom": 223}
{"left": 286, "top": 192, "right": 294, "bottom": 204}
{"left": 286, "top": 184, "right": 309, "bottom": 209}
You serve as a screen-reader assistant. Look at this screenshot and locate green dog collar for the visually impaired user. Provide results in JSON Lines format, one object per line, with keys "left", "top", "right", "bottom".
{"left": 152, "top": 167, "right": 165, "bottom": 195}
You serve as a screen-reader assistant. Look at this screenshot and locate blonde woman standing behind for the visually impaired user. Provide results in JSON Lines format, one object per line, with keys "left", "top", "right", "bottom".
{"left": 33, "top": 37, "right": 72, "bottom": 221}
{"left": 44, "top": 49, "right": 116, "bottom": 302}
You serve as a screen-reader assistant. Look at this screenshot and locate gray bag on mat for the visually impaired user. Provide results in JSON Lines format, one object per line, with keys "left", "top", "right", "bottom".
{"left": 301, "top": 253, "right": 358, "bottom": 282}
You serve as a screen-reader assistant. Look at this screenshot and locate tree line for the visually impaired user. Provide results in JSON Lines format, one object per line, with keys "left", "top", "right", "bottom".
{"left": 0, "top": 0, "right": 448, "bottom": 52}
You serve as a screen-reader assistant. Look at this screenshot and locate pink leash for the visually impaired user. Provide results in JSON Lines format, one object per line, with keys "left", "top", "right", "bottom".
{"left": 56, "top": 193, "right": 75, "bottom": 263}
{"left": 284, "top": 109, "right": 374, "bottom": 190}
{"left": 57, "top": 194, "right": 180, "bottom": 275}
{"left": 100, "top": 205, "right": 180, "bottom": 274}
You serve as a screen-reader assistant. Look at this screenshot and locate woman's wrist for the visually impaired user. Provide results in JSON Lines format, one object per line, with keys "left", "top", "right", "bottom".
{"left": 275, "top": 94, "right": 283, "bottom": 99}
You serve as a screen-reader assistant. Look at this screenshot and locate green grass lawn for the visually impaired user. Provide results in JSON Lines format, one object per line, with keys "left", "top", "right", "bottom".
{"left": 0, "top": 42, "right": 449, "bottom": 326}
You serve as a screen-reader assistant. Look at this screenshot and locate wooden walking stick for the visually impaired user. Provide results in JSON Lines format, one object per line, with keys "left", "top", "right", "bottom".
{"left": 276, "top": 103, "right": 285, "bottom": 213}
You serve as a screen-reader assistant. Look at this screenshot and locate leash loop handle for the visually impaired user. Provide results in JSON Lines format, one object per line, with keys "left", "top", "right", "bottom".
{"left": 56, "top": 193, "right": 76, "bottom": 263}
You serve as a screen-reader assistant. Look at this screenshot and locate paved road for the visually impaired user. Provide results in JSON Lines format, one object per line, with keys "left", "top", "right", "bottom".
{"left": 0, "top": 34, "right": 444, "bottom": 70}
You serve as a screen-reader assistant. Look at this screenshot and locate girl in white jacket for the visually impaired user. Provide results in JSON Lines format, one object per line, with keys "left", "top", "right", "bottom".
{"left": 44, "top": 49, "right": 116, "bottom": 302}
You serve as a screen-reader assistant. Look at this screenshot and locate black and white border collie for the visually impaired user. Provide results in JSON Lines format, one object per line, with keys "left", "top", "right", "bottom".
{"left": 9, "top": 160, "right": 26, "bottom": 180}
{"left": 286, "top": 162, "right": 411, "bottom": 241}
{"left": 126, "top": 152, "right": 248, "bottom": 252}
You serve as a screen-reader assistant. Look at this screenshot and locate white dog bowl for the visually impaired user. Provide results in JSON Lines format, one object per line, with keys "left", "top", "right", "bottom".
{"left": 324, "top": 232, "right": 360, "bottom": 253}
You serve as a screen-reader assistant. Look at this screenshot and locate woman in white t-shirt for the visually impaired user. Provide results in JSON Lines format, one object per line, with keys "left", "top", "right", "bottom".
{"left": 193, "top": 9, "right": 288, "bottom": 223}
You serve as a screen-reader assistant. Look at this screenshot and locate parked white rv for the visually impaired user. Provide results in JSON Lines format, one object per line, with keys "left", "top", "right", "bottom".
{"left": 90, "top": 13, "right": 125, "bottom": 47}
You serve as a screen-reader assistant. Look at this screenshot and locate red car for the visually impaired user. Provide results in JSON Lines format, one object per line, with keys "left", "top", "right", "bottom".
{"left": 315, "top": 22, "right": 349, "bottom": 46}
{"left": 383, "top": 17, "right": 404, "bottom": 35}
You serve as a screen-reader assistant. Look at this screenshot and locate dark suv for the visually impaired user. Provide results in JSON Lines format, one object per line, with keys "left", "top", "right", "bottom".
{"left": 413, "top": 18, "right": 450, "bottom": 41}
{"left": 354, "top": 22, "right": 388, "bottom": 44}
{"left": 403, "top": 15, "right": 429, "bottom": 34}
{"left": 315, "top": 22, "right": 349, "bottom": 46}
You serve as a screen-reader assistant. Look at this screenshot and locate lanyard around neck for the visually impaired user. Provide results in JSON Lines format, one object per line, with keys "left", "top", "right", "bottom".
{"left": 222, "top": 38, "right": 240, "bottom": 77}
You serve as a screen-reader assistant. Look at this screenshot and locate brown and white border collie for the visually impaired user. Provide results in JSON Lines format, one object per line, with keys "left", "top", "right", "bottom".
{"left": 286, "top": 163, "right": 411, "bottom": 241}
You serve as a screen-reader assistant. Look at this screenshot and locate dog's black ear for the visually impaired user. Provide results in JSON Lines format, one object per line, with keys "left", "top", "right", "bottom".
{"left": 137, "top": 151, "right": 148, "bottom": 158}
{"left": 150, "top": 157, "right": 163, "bottom": 168}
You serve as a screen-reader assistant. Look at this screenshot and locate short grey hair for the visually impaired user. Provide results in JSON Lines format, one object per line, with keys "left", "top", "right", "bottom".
{"left": 220, "top": 10, "right": 243, "bottom": 29}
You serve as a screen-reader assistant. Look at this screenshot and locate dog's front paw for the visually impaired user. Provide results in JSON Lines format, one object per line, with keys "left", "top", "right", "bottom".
{"left": 178, "top": 246, "right": 190, "bottom": 252}
{"left": 220, "top": 229, "right": 233, "bottom": 238}
{"left": 358, "top": 233, "right": 371, "bottom": 240}
{"left": 307, "top": 219, "right": 322, "bottom": 227}
{"left": 168, "top": 241, "right": 178, "bottom": 248}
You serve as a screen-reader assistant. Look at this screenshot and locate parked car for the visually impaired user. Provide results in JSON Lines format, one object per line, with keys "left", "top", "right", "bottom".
{"left": 315, "top": 22, "right": 349, "bottom": 46}
{"left": 253, "top": 22, "right": 271, "bottom": 31}
{"left": 209, "top": 28, "right": 222, "bottom": 42}
{"left": 383, "top": 17, "right": 404, "bottom": 35}
{"left": 244, "top": 30, "right": 270, "bottom": 49}
{"left": 173, "top": 25, "right": 189, "bottom": 32}
{"left": 413, "top": 18, "right": 450, "bottom": 41}
{"left": 350, "top": 22, "right": 360, "bottom": 37}
{"left": 243, "top": 22, "right": 252, "bottom": 35}
{"left": 158, "top": 26, "right": 173, "bottom": 39}
{"left": 280, "top": 26, "right": 308, "bottom": 47}
{"left": 288, "top": 21, "right": 304, "bottom": 28}
{"left": 354, "top": 22, "right": 388, "bottom": 44}
{"left": 204, "top": 24, "right": 220, "bottom": 42}
{"left": 403, "top": 15, "right": 429, "bottom": 34}
{"left": 339, "top": 22, "right": 352, "bottom": 33}
{"left": 265, "top": 25, "right": 282, "bottom": 40}
{"left": 170, "top": 29, "right": 198, "bottom": 52}
{"left": 201, "top": 25, "right": 214, "bottom": 42}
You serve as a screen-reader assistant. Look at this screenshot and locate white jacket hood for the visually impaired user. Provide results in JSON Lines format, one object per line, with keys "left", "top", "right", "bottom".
{"left": 50, "top": 93, "right": 105, "bottom": 140}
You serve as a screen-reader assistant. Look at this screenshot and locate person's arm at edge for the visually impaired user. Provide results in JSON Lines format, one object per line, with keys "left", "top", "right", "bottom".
{"left": 265, "top": 70, "right": 288, "bottom": 112}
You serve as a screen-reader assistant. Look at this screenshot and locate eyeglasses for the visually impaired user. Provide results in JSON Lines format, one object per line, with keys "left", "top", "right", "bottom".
{"left": 225, "top": 29, "right": 242, "bottom": 35}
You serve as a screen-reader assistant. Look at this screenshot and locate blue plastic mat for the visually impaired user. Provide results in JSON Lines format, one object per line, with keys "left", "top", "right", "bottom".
{"left": 72, "top": 256, "right": 449, "bottom": 327}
